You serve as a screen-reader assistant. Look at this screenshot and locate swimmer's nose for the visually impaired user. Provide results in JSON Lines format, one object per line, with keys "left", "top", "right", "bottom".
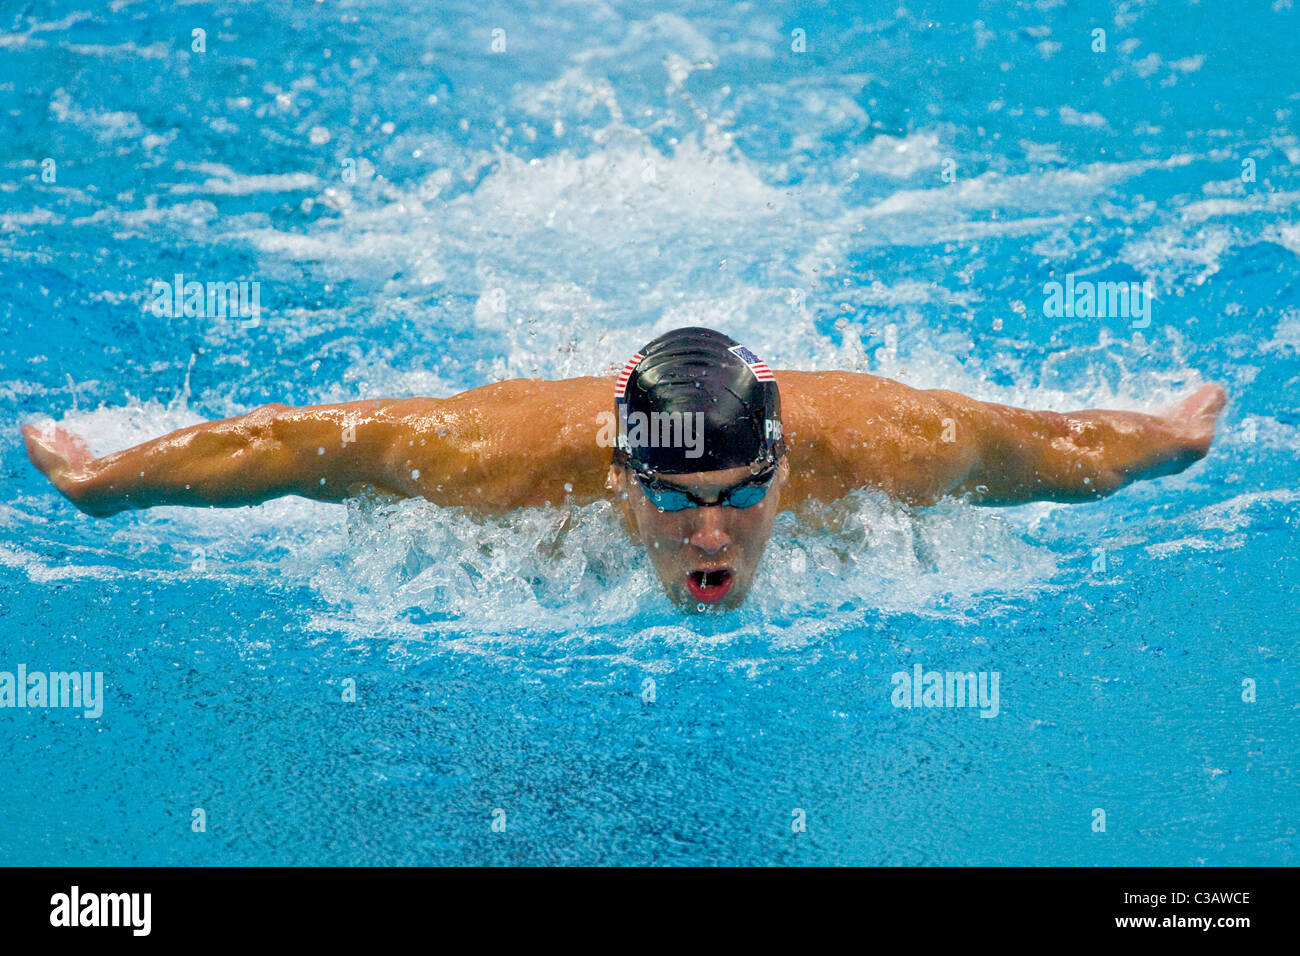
{"left": 688, "top": 509, "right": 731, "bottom": 554}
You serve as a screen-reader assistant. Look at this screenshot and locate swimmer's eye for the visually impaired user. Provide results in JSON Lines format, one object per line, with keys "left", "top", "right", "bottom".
{"left": 634, "top": 466, "right": 776, "bottom": 511}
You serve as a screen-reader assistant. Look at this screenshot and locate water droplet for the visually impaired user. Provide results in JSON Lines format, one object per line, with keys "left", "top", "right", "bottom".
{"left": 564, "top": 482, "right": 573, "bottom": 493}
{"left": 411, "top": 469, "right": 420, "bottom": 480}
{"left": 697, "top": 603, "right": 706, "bottom": 612}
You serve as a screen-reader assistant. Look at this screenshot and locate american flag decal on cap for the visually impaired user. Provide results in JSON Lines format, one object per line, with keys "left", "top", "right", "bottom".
{"left": 614, "top": 352, "right": 644, "bottom": 398}
{"left": 728, "top": 344, "right": 775, "bottom": 382}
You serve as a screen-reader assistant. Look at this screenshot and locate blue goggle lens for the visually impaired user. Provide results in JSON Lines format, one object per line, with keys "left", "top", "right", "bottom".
{"left": 644, "top": 486, "right": 694, "bottom": 511}
{"left": 723, "top": 483, "right": 770, "bottom": 509}
{"left": 635, "top": 468, "right": 775, "bottom": 511}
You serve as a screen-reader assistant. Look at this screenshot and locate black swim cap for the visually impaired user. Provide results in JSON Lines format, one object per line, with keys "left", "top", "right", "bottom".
{"left": 612, "top": 327, "right": 786, "bottom": 475}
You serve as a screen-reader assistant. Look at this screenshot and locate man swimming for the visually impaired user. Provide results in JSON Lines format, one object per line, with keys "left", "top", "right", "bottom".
{"left": 22, "top": 326, "right": 1225, "bottom": 610}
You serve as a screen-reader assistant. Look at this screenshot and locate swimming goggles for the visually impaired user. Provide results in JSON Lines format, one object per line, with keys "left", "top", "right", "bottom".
{"left": 633, "top": 463, "right": 778, "bottom": 512}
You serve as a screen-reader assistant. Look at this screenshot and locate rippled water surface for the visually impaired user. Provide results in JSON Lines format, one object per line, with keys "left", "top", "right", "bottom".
{"left": 1, "top": 0, "right": 1297, "bottom": 864}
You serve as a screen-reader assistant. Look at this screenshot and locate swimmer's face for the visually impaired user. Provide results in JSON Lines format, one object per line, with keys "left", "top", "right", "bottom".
{"left": 608, "top": 458, "right": 789, "bottom": 611}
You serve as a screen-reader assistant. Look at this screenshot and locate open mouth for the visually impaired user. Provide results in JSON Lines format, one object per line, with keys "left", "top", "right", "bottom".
{"left": 685, "top": 568, "right": 734, "bottom": 603}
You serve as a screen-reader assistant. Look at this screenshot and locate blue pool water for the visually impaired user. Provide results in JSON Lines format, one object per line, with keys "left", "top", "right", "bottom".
{"left": 1, "top": 0, "right": 1297, "bottom": 865}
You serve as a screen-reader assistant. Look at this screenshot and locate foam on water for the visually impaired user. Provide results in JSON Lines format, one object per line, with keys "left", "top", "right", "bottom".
{"left": 300, "top": 486, "right": 1064, "bottom": 650}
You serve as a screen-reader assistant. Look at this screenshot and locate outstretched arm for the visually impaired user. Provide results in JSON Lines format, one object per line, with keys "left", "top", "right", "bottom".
{"left": 939, "top": 383, "right": 1226, "bottom": 504}
{"left": 21, "top": 400, "right": 417, "bottom": 516}
{"left": 22, "top": 376, "right": 618, "bottom": 517}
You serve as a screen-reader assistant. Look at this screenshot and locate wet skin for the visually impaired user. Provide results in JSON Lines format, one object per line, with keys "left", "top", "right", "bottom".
{"left": 607, "top": 458, "right": 790, "bottom": 611}
{"left": 21, "top": 370, "right": 1226, "bottom": 609}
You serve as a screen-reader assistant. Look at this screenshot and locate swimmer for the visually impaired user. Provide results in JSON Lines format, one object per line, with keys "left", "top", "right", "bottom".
{"left": 22, "top": 326, "right": 1225, "bottom": 610}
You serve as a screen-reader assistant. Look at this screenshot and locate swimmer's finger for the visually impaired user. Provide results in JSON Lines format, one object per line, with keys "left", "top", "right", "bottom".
{"left": 22, "top": 424, "right": 67, "bottom": 480}
{"left": 52, "top": 425, "right": 93, "bottom": 462}
{"left": 1164, "top": 383, "right": 1226, "bottom": 455}
{"left": 21, "top": 423, "right": 94, "bottom": 480}
{"left": 1170, "top": 383, "right": 1227, "bottom": 422}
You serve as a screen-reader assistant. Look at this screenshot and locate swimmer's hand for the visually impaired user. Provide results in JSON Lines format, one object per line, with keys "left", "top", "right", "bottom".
{"left": 1161, "top": 383, "right": 1227, "bottom": 457}
{"left": 21, "top": 424, "right": 109, "bottom": 515}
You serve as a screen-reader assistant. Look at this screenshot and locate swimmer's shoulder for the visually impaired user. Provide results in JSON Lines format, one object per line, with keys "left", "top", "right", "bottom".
{"left": 774, "top": 369, "right": 969, "bottom": 505}
{"left": 377, "top": 377, "right": 617, "bottom": 510}
{"left": 773, "top": 368, "right": 904, "bottom": 433}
